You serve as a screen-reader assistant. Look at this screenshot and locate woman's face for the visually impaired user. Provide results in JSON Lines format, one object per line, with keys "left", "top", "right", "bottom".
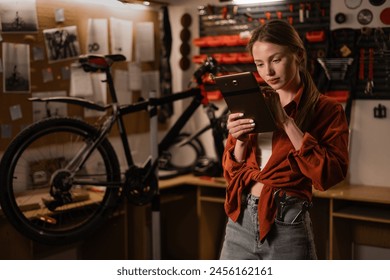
{"left": 252, "top": 41, "right": 301, "bottom": 92}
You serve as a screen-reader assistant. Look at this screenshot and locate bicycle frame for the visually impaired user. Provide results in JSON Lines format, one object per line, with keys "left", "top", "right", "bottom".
{"left": 29, "top": 55, "right": 224, "bottom": 186}
{"left": 0, "top": 54, "right": 227, "bottom": 245}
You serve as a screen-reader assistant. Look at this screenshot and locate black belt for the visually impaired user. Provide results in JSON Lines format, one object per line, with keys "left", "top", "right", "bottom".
{"left": 274, "top": 189, "right": 312, "bottom": 222}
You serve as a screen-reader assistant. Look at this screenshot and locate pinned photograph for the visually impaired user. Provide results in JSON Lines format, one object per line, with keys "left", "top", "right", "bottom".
{"left": 43, "top": 25, "right": 81, "bottom": 63}
{"left": 0, "top": 0, "right": 39, "bottom": 33}
{"left": 2, "top": 42, "right": 31, "bottom": 93}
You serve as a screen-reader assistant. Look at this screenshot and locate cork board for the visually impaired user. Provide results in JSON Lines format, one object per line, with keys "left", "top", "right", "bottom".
{"left": 0, "top": 0, "right": 162, "bottom": 151}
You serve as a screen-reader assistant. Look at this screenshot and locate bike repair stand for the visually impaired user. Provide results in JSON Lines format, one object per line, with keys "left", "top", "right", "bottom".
{"left": 149, "top": 90, "right": 161, "bottom": 259}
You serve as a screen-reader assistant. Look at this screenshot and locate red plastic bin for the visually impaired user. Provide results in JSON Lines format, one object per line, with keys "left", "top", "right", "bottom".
{"left": 325, "top": 90, "right": 349, "bottom": 103}
{"left": 237, "top": 53, "right": 253, "bottom": 63}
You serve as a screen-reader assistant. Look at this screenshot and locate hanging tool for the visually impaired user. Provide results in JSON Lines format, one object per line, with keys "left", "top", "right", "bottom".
{"left": 265, "top": 11, "right": 272, "bottom": 21}
{"left": 222, "top": 6, "right": 228, "bottom": 20}
{"left": 364, "top": 48, "right": 374, "bottom": 95}
{"left": 289, "top": 4, "right": 294, "bottom": 13}
{"left": 244, "top": 12, "right": 254, "bottom": 22}
{"left": 259, "top": 18, "right": 265, "bottom": 25}
{"left": 306, "top": 3, "right": 311, "bottom": 20}
{"left": 299, "top": 3, "right": 305, "bottom": 23}
{"left": 359, "top": 48, "right": 365, "bottom": 81}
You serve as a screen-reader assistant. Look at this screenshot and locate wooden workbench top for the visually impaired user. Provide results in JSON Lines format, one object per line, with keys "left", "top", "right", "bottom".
{"left": 313, "top": 183, "right": 390, "bottom": 204}
{"left": 158, "top": 174, "right": 390, "bottom": 204}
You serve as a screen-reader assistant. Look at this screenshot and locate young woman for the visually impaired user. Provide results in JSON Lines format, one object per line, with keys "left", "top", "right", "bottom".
{"left": 219, "top": 19, "right": 349, "bottom": 260}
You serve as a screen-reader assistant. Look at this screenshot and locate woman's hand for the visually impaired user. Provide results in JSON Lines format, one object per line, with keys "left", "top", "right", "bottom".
{"left": 262, "top": 87, "right": 291, "bottom": 129}
{"left": 226, "top": 112, "right": 255, "bottom": 141}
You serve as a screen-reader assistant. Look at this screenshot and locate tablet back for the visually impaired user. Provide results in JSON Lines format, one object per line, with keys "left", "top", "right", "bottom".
{"left": 215, "top": 72, "right": 277, "bottom": 133}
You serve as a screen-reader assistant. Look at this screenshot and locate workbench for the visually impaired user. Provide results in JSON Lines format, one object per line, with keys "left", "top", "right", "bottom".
{"left": 158, "top": 174, "right": 390, "bottom": 260}
{"left": 1, "top": 174, "right": 388, "bottom": 259}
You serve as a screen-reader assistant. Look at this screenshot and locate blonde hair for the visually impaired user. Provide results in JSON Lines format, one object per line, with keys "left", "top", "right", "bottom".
{"left": 247, "top": 19, "right": 319, "bottom": 131}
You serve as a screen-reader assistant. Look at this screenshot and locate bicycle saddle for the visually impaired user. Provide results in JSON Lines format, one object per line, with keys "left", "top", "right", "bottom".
{"left": 79, "top": 54, "right": 126, "bottom": 72}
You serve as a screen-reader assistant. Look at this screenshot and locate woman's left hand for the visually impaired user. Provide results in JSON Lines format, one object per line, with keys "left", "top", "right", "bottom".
{"left": 262, "top": 87, "right": 291, "bottom": 129}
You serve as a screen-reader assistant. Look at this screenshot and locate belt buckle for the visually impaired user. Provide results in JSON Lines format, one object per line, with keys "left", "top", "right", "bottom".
{"left": 246, "top": 193, "right": 259, "bottom": 205}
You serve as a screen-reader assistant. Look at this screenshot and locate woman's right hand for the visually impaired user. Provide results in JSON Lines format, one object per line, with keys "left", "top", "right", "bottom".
{"left": 226, "top": 112, "right": 255, "bottom": 142}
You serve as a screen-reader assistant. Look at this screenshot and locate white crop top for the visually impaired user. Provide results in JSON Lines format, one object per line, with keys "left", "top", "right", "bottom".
{"left": 257, "top": 132, "right": 273, "bottom": 169}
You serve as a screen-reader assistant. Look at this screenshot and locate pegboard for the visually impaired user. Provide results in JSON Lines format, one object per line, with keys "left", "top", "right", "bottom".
{"left": 195, "top": 0, "right": 330, "bottom": 93}
{"left": 354, "top": 27, "right": 390, "bottom": 99}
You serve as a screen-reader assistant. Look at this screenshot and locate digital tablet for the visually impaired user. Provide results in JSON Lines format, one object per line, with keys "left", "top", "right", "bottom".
{"left": 214, "top": 72, "right": 277, "bottom": 133}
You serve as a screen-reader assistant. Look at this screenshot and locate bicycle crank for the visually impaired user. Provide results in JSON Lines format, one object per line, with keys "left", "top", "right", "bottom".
{"left": 124, "top": 165, "right": 158, "bottom": 206}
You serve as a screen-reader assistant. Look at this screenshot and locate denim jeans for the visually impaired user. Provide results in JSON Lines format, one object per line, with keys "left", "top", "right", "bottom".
{"left": 219, "top": 193, "right": 317, "bottom": 260}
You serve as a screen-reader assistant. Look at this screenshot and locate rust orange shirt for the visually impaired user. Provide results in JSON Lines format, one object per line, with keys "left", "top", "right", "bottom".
{"left": 222, "top": 88, "right": 349, "bottom": 242}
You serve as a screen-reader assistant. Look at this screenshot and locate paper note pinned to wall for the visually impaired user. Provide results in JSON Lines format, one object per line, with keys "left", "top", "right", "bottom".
{"left": 55, "top": 8, "right": 65, "bottom": 23}
{"left": 84, "top": 73, "right": 107, "bottom": 118}
{"left": 70, "top": 66, "right": 93, "bottom": 97}
{"left": 61, "top": 66, "right": 70, "bottom": 80}
{"left": 114, "top": 69, "right": 132, "bottom": 105}
{"left": 33, "top": 46, "right": 45, "bottom": 61}
{"left": 87, "top": 18, "right": 109, "bottom": 55}
{"left": 42, "top": 67, "right": 54, "bottom": 83}
{"left": 141, "top": 71, "right": 160, "bottom": 100}
{"left": 128, "top": 62, "right": 141, "bottom": 91}
{"left": 110, "top": 17, "right": 133, "bottom": 61}
{"left": 9, "top": 104, "right": 23, "bottom": 120}
{"left": 135, "top": 22, "right": 154, "bottom": 62}
{"left": 1, "top": 124, "right": 12, "bottom": 139}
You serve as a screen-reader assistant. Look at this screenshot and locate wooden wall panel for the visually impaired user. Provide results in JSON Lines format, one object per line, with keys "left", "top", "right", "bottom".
{"left": 0, "top": 0, "right": 161, "bottom": 151}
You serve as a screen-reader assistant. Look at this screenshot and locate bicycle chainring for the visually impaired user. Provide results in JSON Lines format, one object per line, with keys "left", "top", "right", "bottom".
{"left": 124, "top": 166, "right": 158, "bottom": 206}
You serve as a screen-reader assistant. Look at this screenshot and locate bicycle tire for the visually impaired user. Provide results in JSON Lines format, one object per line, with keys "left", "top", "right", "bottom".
{"left": 158, "top": 132, "right": 205, "bottom": 179}
{"left": 0, "top": 117, "right": 122, "bottom": 245}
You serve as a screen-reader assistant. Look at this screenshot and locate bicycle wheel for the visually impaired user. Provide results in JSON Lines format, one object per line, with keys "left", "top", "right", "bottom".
{"left": 158, "top": 132, "right": 205, "bottom": 179}
{"left": 0, "top": 117, "right": 122, "bottom": 245}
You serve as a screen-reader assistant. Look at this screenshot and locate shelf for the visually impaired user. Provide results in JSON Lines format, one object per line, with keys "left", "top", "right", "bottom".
{"left": 333, "top": 205, "right": 390, "bottom": 224}
{"left": 200, "top": 196, "right": 225, "bottom": 204}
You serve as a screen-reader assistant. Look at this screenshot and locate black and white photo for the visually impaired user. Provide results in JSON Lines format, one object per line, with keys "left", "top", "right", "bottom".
{"left": 2, "top": 42, "right": 31, "bottom": 93}
{"left": 43, "top": 25, "right": 81, "bottom": 63}
{"left": 0, "top": 0, "right": 38, "bottom": 33}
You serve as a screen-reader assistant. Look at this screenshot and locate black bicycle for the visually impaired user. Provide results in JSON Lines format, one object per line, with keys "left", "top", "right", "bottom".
{"left": 0, "top": 54, "right": 228, "bottom": 245}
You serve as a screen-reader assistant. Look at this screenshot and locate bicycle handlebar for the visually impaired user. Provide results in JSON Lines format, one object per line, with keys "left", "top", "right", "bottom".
{"left": 193, "top": 56, "right": 219, "bottom": 85}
